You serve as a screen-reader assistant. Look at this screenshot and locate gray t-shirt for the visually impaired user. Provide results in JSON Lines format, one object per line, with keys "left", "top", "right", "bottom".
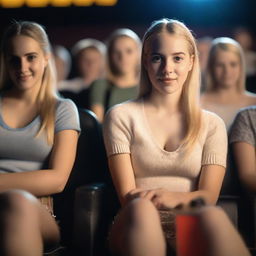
{"left": 0, "top": 97, "right": 80, "bottom": 173}
{"left": 229, "top": 106, "right": 256, "bottom": 147}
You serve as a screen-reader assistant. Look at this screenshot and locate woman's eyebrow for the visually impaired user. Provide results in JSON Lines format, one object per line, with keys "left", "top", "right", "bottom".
{"left": 9, "top": 52, "right": 38, "bottom": 57}
{"left": 150, "top": 51, "right": 186, "bottom": 55}
{"left": 172, "top": 52, "right": 186, "bottom": 55}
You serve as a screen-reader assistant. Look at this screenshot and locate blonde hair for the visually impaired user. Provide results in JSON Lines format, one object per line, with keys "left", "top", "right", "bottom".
{"left": 107, "top": 28, "right": 141, "bottom": 78}
{"left": 0, "top": 21, "right": 58, "bottom": 144}
{"left": 205, "top": 37, "right": 245, "bottom": 92}
{"left": 139, "top": 18, "right": 202, "bottom": 152}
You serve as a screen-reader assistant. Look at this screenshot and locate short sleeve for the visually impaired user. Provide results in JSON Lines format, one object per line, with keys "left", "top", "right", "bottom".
{"left": 89, "top": 79, "right": 108, "bottom": 106}
{"left": 229, "top": 109, "right": 256, "bottom": 147}
{"left": 201, "top": 113, "right": 228, "bottom": 168}
{"left": 103, "top": 105, "right": 132, "bottom": 157}
{"left": 55, "top": 99, "right": 81, "bottom": 133}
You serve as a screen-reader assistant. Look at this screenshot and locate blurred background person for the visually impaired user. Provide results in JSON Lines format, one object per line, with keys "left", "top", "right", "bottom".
{"left": 233, "top": 26, "right": 256, "bottom": 94}
{"left": 90, "top": 28, "right": 141, "bottom": 122}
{"left": 200, "top": 37, "right": 256, "bottom": 131}
{"left": 230, "top": 105, "right": 256, "bottom": 193}
{"left": 60, "top": 38, "right": 106, "bottom": 109}
{"left": 52, "top": 44, "right": 72, "bottom": 90}
{"left": 197, "top": 36, "right": 213, "bottom": 92}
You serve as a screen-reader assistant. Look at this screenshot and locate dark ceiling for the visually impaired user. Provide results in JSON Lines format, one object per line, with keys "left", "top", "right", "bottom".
{"left": 0, "top": 0, "right": 255, "bottom": 47}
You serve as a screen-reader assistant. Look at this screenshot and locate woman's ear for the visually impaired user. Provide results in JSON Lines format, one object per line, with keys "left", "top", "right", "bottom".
{"left": 44, "top": 53, "right": 51, "bottom": 68}
{"left": 189, "top": 54, "right": 194, "bottom": 71}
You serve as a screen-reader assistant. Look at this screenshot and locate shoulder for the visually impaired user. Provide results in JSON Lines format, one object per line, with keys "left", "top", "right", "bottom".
{"left": 55, "top": 98, "right": 80, "bottom": 132}
{"left": 90, "top": 79, "right": 111, "bottom": 100}
{"left": 229, "top": 105, "right": 256, "bottom": 144}
{"left": 202, "top": 109, "right": 225, "bottom": 123}
{"left": 103, "top": 99, "right": 141, "bottom": 126}
{"left": 235, "top": 105, "right": 256, "bottom": 121}
{"left": 105, "top": 99, "right": 140, "bottom": 117}
{"left": 243, "top": 91, "right": 256, "bottom": 104}
{"left": 201, "top": 109, "right": 226, "bottom": 131}
{"left": 56, "top": 97, "right": 78, "bottom": 113}
{"left": 55, "top": 97, "right": 79, "bottom": 122}
{"left": 91, "top": 79, "right": 111, "bottom": 89}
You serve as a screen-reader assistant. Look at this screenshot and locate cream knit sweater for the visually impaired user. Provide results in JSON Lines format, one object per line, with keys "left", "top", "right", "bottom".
{"left": 103, "top": 99, "right": 227, "bottom": 193}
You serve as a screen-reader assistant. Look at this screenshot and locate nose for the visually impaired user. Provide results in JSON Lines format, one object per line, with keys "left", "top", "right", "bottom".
{"left": 117, "top": 52, "right": 124, "bottom": 62}
{"left": 20, "top": 58, "right": 29, "bottom": 73}
{"left": 224, "top": 65, "right": 231, "bottom": 74}
{"left": 162, "top": 58, "right": 174, "bottom": 75}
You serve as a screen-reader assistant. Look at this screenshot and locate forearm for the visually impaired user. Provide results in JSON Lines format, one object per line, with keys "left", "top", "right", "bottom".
{"left": 184, "top": 189, "right": 219, "bottom": 205}
{"left": 91, "top": 104, "right": 104, "bottom": 122}
{"left": 240, "top": 173, "right": 256, "bottom": 194}
{"left": 0, "top": 170, "right": 68, "bottom": 196}
{"left": 125, "top": 187, "right": 220, "bottom": 210}
{"left": 232, "top": 142, "right": 256, "bottom": 194}
{"left": 165, "top": 190, "right": 219, "bottom": 208}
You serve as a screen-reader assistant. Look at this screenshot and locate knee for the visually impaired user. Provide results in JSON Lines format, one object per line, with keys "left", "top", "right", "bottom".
{"left": 125, "top": 198, "right": 160, "bottom": 227}
{"left": 0, "top": 190, "right": 38, "bottom": 217}
{"left": 197, "top": 206, "right": 228, "bottom": 231}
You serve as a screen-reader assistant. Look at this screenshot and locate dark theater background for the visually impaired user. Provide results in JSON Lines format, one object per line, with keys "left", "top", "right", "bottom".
{"left": 0, "top": 0, "right": 256, "bottom": 50}
{"left": 1, "top": 1, "right": 256, "bottom": 255}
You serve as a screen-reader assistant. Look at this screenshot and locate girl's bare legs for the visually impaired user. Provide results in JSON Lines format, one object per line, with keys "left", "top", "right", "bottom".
{"left": 198, "top": 206, "right": 250, "bottom": 256}
{"left": 109, "top": 198, "right": 166, "bottom": 256}
{"left": 0, "top": 190, "right": 60, "bottom": 256}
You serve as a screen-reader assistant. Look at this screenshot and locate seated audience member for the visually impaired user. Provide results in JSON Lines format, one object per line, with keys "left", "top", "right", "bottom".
{"left": 52, "top": 44, "right": 72, "bottom": 90}
{"left": 200, "top": 37, "right": 256, "bottom": 130}
{"left": 196, "top": 36, "right": 213, "bottom": 92}
{"left": 103, "top": 18, "right": 227, "bottom": 256}
{"left": 233, "top": 27, "right": 256, "bottom": 93}
{"left": 229, "top": 106, "right": 256, "bottom": 193}
{"left": 0, "top": 21, "right": 80, "bottom": 255}
{"left": 90, "top": 28, "right": 141, "bottom": 122}
{"left": 60, "top": 38, "right": 106, "bottom": 109}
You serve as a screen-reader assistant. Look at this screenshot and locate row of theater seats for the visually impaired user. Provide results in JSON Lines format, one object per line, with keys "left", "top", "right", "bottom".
{"left": 52, "top": 108, "right": 256, "bottom": 256}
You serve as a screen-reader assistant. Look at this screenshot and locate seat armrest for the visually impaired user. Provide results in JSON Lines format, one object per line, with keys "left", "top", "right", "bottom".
{"left": 72, "top": 183, "right": 106, "bottom": 256}
{"left": 240, "top": 194, "right": 256, "bottom": 249}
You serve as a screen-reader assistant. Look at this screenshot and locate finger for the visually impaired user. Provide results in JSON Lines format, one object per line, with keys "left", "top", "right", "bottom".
{"left": 137, "top": 190, "right": 149, "bottom": 198}
{"left": 151, "top": 196, "right": 163, "bottom": 209}
{"left": 128, "top": 188, "right": 143, "bottom": 196}
{"left": 144, "top": 190, "right": 157, "bottom": 200}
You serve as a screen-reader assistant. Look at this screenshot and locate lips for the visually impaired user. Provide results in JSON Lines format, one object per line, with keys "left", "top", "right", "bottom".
{"left": 17, "top": 74, "right": 32, "bottom": 81}
{"left": 158, "top": 77, "right": 176, "bottom": 82}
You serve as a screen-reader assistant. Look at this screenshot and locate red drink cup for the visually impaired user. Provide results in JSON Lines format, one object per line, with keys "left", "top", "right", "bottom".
{"left": 176, "top": 213, "right": 208, "bottom": 256}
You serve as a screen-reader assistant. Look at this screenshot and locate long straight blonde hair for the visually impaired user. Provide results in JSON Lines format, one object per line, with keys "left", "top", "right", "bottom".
{"left": 139, "top": 18, "right": 202, "bottom": 152}
{"left": 0, "top": 21, "right": 58, "bottom": 145}
{"left": 205, "top": 37, "right": 246, "bottom": 93}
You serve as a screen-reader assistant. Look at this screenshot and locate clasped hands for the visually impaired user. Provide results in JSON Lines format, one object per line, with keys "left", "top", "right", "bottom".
{"left": 125, "top": 188, "right": 184, "bottom": 210}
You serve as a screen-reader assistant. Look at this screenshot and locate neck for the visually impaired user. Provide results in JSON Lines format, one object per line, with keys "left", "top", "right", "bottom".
{"left": 7, "top": 87, "right": 39, "bottom": 105}
{"left": 215, "top": 85, "right": 241, "bottom": 96}
{"left": 146, "top": 91, "right": 182, "bottom": 114}
{"left": 208, "top": 85, "right": 243, "bottom": 104}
